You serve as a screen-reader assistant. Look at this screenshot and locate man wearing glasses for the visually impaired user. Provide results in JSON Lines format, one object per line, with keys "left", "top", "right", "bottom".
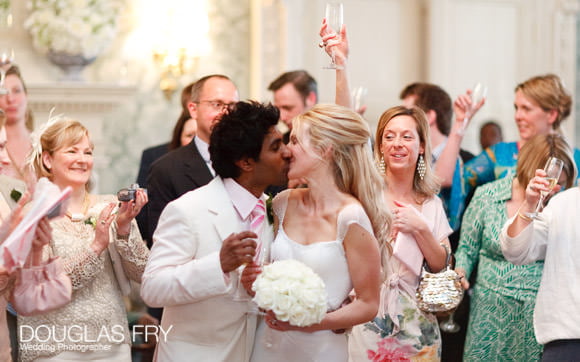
{"left": 147, "top": 74, "right": 238, "bottom": 250}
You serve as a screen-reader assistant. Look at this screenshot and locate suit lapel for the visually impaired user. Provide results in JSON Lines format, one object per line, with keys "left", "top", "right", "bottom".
{"left": 206, "top": 178, "right": 238, "bottom": 243}
{"left": 184, "top": 141, "right": 214, "bottom": 187}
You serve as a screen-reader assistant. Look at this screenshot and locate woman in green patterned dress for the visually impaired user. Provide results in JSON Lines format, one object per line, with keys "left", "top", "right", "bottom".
{"left": 455, "top": 134, "right": 577, "bottom": 361}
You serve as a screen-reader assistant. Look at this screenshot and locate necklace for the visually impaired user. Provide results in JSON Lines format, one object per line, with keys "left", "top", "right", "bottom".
{"left": 65, "top": 192, "right": 90, "bottom": 222}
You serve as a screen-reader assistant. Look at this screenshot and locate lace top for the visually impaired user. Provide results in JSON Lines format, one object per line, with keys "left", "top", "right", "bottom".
{"left": 18, "top": 195, "right": 150, "bottom": 362}
{"left": 272, "top": 189, "right": 373, "bottom": 311}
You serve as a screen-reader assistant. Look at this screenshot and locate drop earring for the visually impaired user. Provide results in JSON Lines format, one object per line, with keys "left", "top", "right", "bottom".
{"left": 377, "top": 154, "right": 385, "bottom": 174}
{"left": 417, "top": 154, "right": 426, "bottom": 180}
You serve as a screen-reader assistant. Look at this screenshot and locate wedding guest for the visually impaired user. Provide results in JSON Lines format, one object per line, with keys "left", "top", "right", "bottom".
{"left": 0, "top": 65, "right": 33, "bottom": 177}
{"left": 348, "top": 106, "right": 452, "bottom": 361}
{"left": 479, "top": 120, "right": 503, "bottom": 150}
{"left": 146, "top": 74, "right": 238, "bottom": 245}
{"left": 141, "top": 101, "right": 291, "bottom": 362}
{"left": 456, "top": 134, "right": 576, "bottom": 361}
{"left": 268, "top": 70, "right": 317, "bottom": 143}
{"left": 435, "top": 74, "right": 580, "bottom": 228}
{"left": 20, "top": 117, "right": 150, "bottom": 361}
{"left": 247, "top": 104, "right": 388, "bottom": 362}
{"left": 501, "top": 149, "right": 580, "bottom": 361}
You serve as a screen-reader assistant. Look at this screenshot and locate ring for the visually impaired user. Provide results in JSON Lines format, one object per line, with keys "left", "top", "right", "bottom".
{"left": 318, "top": 41, "right": 326, "bottom": 48}
{"left": 100, "top": 220, "right": 106, "bottom": 225}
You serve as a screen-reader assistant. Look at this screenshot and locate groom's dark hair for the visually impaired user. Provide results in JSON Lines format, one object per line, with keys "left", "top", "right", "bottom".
{"left": 210, "top": 101, "right": 279, "bottom": 178}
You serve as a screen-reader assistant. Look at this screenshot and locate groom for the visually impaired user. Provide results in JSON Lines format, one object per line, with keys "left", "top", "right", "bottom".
{"left": 141, "top": 101, "right": 291, "bottom": 361}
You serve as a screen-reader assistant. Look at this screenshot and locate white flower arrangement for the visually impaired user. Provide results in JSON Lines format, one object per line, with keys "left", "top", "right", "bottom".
{"left": 24, "top": 0, "right": 122, "bottom": 58}
{"left": 252, "top": 259, "right": 328, "bottom": 327}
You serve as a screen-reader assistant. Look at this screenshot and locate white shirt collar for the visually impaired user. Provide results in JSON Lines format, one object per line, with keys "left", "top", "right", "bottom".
{"left": 195, "top": 137, "right": 215, "bottom": 176}
{"left": 223, "top": 178, "right": 265, "bottom": 222}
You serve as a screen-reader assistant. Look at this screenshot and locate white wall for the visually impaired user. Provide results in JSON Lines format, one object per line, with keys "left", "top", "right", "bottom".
{"left": 4, "top": 0, "right": 579, "bottom": 191}
{"left": 269, "top": 0, "right": 579, "bottom": 154}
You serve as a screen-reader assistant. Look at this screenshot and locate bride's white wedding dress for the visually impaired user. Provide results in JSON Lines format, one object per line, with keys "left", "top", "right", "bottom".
{"left": 251, "top": 190, "right": 374, "bottom": 362}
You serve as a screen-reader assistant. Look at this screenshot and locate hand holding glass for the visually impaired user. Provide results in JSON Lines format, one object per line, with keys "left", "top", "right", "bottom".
{"left": 233, "top": 237, "right": 270, "bottom": 302}
{"left": 525, "top": 157, "right": 564, "bottom": 219}
{"left": 459, "top": 82, "right": 487, "bottom": 134}
{"left": 323, "top": 3, "right": 344, "bottom": 70}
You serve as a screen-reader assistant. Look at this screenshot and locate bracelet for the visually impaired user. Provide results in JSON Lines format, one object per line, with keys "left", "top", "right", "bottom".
{"left": 116, "top": 232, "right": 130, "bottom": 241}
{"left": 113, "top": 221, "right": 130, "bottom": 241}
{"left": 517, "top": 210, "right": 533, "bottom": 222}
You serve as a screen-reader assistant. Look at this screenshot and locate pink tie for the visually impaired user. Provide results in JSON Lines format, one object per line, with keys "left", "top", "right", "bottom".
{"left": 251, "top": 199, "right": 266, "bottom": 262}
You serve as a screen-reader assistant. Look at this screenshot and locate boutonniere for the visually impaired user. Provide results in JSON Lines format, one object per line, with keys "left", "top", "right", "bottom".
{"left": 10, "top": 189, "right": 22, "bottom": 203}
{"left": 266, "top": 193, "right": 274, "bottom": 225}
{"left": 84, "top": 215, "right": 97, "bottom": 229}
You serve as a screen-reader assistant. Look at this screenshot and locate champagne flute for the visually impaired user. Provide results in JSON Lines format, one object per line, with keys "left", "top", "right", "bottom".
{"left": 323, "top": 2, "right": 343, "bottom": 70}
{"left": 439, "top": 311, "right": 460, "bottom": 333}
{"left": 458, "top": 82, "right": 487, "bottom": 135}
{"left": 525, "top": 157, "right": 564, "bottom": 218}
{"left": 351, "top": 86, "right": 368, "bottom": 113}
{"left": 0, "top": 46, "right": 14, "bottom": 95}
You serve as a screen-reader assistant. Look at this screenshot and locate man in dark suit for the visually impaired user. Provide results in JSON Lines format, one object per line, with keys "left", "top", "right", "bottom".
{"left": 147, "top": 74, "right": 239, "bottom": 243}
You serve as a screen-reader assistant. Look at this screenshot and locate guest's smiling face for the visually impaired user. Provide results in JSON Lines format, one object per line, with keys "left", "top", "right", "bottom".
{"left": 42, "top": 135, "right": 94, "bottom": 189}
{"left": 380, "top": 115, "right": 424, "bottom": 175}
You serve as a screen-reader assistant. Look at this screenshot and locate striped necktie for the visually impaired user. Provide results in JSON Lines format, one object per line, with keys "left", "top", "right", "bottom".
{"left": 251, "top": 199, "right": 266, "bottom": 263}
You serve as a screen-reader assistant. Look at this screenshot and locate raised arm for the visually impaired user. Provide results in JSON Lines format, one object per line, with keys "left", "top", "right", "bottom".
{"left": 435, "top": 90, "right": 485, "bottom": 187}
{"left": 320, "top": 20, "right": 351, "bottom": 108}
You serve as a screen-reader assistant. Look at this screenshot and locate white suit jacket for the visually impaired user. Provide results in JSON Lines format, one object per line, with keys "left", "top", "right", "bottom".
{"left": 141, "top": 177, "right": 273, "bottom": 362}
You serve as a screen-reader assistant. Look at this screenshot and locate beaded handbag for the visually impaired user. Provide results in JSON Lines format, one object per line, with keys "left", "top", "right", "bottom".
{"left": 416, "top": 244, "right": 463, "bottom": 313}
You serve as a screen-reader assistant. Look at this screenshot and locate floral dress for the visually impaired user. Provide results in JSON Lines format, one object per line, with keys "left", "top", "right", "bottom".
{"left": 348, "top": 196, "right": 452, "bottom": 362}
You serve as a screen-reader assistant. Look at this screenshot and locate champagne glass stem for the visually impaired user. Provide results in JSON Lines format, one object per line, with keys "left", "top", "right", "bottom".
{"left": 534, "top": 194, "right": 545, "bottom": 214}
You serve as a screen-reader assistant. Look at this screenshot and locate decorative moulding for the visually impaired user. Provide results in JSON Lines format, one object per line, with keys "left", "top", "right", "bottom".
{"left": 27, "top": 83, "right": 136, "bottom": 115}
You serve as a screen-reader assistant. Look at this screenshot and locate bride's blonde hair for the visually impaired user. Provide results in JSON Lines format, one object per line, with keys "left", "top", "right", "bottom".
{"left": 293, "top": 104, "right": 391, "bottom": 250}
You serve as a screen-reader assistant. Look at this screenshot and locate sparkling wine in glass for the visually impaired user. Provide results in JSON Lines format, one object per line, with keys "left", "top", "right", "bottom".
{"left": 526, "top": 157, "right": 564, "bottom": 219}
{"left": 458, "top": 82, "right": 487, "bottom": 134}
{"left": 439, "top": 311, "right": 460, "bottom": 333}
{"left": 0, "top": 46, "right": 14, "bottom": 95}
{"left": 323, "top": 2, "right": 344, "bottom": 70}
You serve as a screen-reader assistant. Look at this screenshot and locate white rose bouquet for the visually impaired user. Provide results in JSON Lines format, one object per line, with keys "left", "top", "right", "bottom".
{"left": 24, "top": 0, "right": 122, "bottom": 58}
{"left": 252, "top": 259, "right": 327, "bottom": 327}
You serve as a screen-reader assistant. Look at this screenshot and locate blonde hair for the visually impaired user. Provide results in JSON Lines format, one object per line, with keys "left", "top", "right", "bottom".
{"left": 375, "top": 106, "right": 440, "bottom": 203}
{"left": 516, "top": 133, "right": 577, "bottom": 190}
{"left": 515, "top": 74, "right": 572, "bottom": 131}
{"left": 27, "top": 118, "right": 93, "bottom": 188}
{"left": 293, "top": 104, "right": 392, "bottom": 249}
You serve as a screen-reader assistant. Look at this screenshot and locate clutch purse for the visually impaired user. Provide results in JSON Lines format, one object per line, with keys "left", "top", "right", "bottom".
{"left": 416, "top": 244, "right": 463, "bottom": 314}
{"left": 13, "top": 257, "right": 72, "bottom": 316}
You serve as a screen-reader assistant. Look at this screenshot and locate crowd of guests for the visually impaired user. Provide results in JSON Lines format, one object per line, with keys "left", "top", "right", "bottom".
{"left": 0, "top": 21, "right": 578, "bottom": 362}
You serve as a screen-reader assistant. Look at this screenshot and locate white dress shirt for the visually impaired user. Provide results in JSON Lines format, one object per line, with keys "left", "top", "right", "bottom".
{"left": 500, "top": 187, "right": 580, "bottom": 344}
{"left": 195, "top": 136, "right": 215, "bottom": 176}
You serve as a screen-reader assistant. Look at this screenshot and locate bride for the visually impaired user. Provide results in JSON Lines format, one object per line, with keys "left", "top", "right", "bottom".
{"left": 245, "top": 104, "right": 390, "bottom": 362}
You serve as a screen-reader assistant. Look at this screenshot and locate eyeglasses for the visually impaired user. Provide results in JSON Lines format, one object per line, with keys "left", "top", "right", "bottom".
{"left": 195, "top": 100, "right": 236, "bottom": 112}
